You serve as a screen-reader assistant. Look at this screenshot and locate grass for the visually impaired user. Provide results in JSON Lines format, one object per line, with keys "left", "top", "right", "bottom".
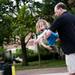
{"left": 15, "top": 59, "right": 66, "bottom": 70}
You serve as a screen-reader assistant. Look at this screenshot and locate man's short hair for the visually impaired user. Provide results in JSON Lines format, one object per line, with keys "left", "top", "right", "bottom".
{"left": 55, "top": 2, "right": 67, "bottom": 9}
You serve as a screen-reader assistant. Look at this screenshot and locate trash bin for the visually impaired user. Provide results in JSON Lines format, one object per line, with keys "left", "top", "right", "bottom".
{"left": 0, "top": 62, "right": 4, "bottom": 75}
{"left": 3, "top": 50, "right": 13, "bottom": 75}
{"left": 3, "top": 63, "right": 12, "bottom": 75}
{"left": 0, "top": 51, "right": 16, "bottom": 75}
{"left": 2, "top": 63, "right": 16, "bottom": 75}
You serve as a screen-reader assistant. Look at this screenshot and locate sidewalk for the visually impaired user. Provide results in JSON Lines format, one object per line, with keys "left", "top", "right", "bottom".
{"left": 16, "top": 67, "right": 67, "bottom": 75}
{"left": 40, "top": 73, "right": 68, "bottom": 75}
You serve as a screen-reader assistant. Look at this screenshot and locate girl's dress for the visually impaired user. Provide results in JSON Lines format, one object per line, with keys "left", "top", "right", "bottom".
{"left": 37, "top": 29, "right": 59, "bottom": 46}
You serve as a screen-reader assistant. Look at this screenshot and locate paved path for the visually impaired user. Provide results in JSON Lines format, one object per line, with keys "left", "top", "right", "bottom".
{"left": 16, "top": 67, "right": 67, "bottom": 75}
{"left": 40, "top": 72, "right": 68, "bottom": 75}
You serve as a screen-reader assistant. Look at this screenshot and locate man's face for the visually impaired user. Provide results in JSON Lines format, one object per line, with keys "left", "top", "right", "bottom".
{"left": 54, "top": 6, "right": 62, "bottom": 17}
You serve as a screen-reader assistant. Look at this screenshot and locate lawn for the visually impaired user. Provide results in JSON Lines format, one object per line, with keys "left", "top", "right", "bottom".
{"left": 15, "top": 59, "right": 66, "bottom": 70}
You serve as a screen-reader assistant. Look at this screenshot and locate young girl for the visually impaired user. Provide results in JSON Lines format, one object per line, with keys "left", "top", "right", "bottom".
{"left": 35, "top": 19, "right": 59, "bottom": 49}
{"left": 28, "top": 19, "right": 59, "bottom": 50}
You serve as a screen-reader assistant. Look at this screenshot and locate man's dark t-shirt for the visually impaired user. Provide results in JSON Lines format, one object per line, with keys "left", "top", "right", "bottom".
{"left": 50, "top": 12, "right": 75, "bottom": 54}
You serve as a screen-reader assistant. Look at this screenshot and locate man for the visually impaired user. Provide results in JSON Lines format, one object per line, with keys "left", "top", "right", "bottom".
{"left": 50, "top": 2, "right": 75, "bottom": 75}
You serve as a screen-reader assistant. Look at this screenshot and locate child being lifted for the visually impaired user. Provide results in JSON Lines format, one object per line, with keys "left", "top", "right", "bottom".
{"left": 28, "top": 19, "right": 59, "bottom": 50}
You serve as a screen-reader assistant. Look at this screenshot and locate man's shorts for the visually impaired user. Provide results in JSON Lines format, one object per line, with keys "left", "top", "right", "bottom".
{"left": 65, "top": 53, "right": 75, "bottom": 73}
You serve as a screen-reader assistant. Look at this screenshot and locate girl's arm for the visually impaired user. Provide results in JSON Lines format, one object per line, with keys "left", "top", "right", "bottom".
{"left": 27, "top": 30, "right": 52, "bottom": 46}
{"left": 35, "top": 30, "right": 52, "bottom": 44}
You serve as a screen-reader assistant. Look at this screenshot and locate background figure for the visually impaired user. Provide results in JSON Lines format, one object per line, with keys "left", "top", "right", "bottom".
{"left": 50, "top": 2, "right": 75, "bottom": 75}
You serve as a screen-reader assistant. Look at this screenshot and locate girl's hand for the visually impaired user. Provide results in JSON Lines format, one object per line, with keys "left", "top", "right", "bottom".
{"left": 45, "top": 45, "right": 52, "bottom": 50}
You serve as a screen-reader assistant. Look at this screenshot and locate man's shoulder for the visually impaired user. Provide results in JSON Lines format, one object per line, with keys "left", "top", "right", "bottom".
{"left": 62, "top": 12, "right": 75, "bottom": 18}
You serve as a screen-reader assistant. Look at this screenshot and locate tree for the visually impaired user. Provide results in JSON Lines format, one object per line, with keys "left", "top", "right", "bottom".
{"left": 68, "top": 0, "right": 75, "bottom": 6}
{"left": 12, "top": 5, "right": 36, "bottom": 65}
{"left": 0, "top": 0, "right": 13, "bottom": 46}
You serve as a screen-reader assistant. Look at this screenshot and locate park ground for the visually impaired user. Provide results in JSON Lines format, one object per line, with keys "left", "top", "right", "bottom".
{"left": 16, "top": 67, "right": 67, "bottom": 75}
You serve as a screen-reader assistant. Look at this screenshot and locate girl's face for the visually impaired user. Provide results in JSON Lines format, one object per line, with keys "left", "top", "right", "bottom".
{"left": 38, "top": 22, "right": 45, "bottom": 32}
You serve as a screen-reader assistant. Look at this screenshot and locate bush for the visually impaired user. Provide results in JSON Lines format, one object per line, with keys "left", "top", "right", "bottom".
{"left": 27, "top": 49, "right": 38, "bottom": 62}
{"left": 27, "top": 48, "right": 60, "bottom": 62}
{"left": 12, "top": 47, "right": 60, "bottom": 62}
{"left": 0, "top": 47, "right": 5, "bottom": 53}
{"left": 13, "top": 48, "right": 22, "bottom": 58}
{"left": 40, "top": 53, "right": 59, "bottom": 60}
{"left": 0, "top": 47, "right": 5, "bottom": 61}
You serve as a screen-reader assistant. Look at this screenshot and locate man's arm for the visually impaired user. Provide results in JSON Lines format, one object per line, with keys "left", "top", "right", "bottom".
{"left": 50, "top": 17, "right": 62, "bottom": 32}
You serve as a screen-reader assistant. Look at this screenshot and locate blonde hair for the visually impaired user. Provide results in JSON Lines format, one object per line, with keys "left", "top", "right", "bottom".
{"left": 36, "top": 19, "right": 50, "bottom": 33}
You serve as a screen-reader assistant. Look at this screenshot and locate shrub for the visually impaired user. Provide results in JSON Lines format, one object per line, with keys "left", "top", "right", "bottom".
{"left": 13, "top": 48, "right": 22, "bottom": 58}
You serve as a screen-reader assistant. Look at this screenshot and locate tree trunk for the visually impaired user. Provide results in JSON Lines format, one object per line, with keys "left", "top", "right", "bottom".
{"left": 20, "top": 37, "right": 28, "bottom": 66}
